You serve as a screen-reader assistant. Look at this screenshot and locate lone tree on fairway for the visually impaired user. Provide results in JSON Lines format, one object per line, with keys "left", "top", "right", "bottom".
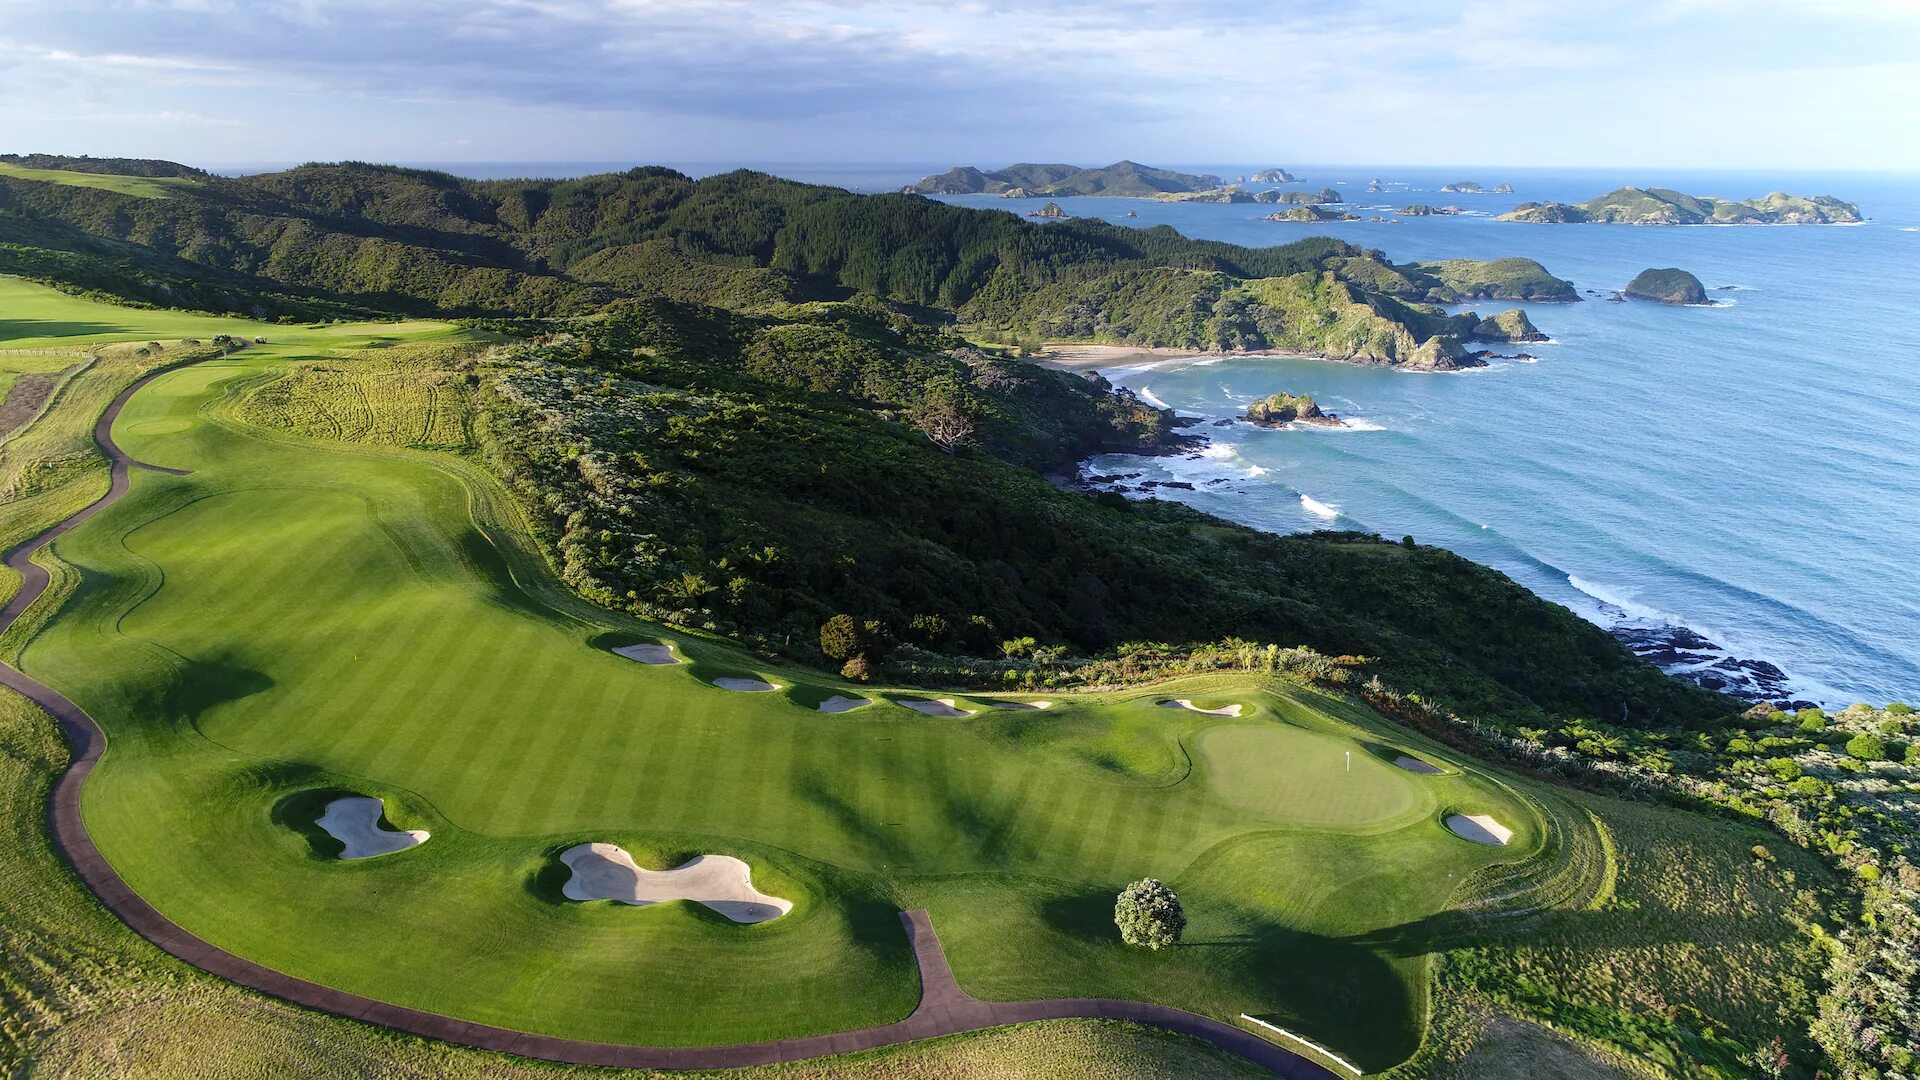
{"left": 1115, "top": 878, "right": 1186, "bottom": 949}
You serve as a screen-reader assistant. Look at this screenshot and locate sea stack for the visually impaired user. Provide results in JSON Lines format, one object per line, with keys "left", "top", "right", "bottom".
{"left": 1246, "top": 392, "right": 1343, "bottom": 427}
{"left": 1624, "top": 268, "right": 1712, "bottom": 305}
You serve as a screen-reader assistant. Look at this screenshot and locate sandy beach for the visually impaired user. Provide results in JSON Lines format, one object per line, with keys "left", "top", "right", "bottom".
{"left": 1033, "top": 343, "right": 1324, "bottom": 373}
{"left": 1032, "top": 343, "right": 1205, "bottom": 371}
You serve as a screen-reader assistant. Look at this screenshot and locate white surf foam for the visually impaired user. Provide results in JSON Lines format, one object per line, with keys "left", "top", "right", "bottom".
{"left": 1137, "top": 385, "right": 1173, "bottom": 410}
{"left": 1300, "top": 494, "right": 1341, "bottom": 519}
{"left": 1567, "top": 575, "right": 1681, "bottom": 625}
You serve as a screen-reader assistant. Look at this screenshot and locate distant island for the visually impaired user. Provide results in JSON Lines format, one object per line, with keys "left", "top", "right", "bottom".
{"left": 1265, "top": 205, "right": 1359, "bottom": 223}
{"left": 1624, "top": 267, "right": 1713, "bottom": 305}
{"left": 1500, "top": 187, "right": 1862, "bottom": 225}
{"left": 1245, "top": 392, "right": 1343, "bottom": 427}
{"left": 903, "top": 160, "right": 1309, "bottom": 201}
{"left": 1399, "top": 204, "right": 1462, "bottom": 217}
{"left": 1440, "top": 181, "right": 1512, "bottom": 194}
{"left": 1028, "top": 201, "right": 1068, "bottom": 218}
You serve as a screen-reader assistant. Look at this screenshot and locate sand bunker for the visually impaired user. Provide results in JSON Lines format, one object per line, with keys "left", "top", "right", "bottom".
{"left": 613, "top": 643, "right": 678, "bottom": 665}
{"left": 817, "top": 695, "right": 872, "bottom": 713}
{"left": 714, "top": 677, "right": 779, "bottom": 692}
{"left": 559, "top": 843, "right": 792, "bottom": 923}
{"left": 316, "top": 796, "right": 429, "bottom": 859}
{"left": 1158, "top": 699, "right": 1244, "bottom": 717}
{"left": 1446, "top": 813, "right": 1514, "bottom": 846}
{"left": 897, "top": 697, "right": 973, "bottom": 717}
{"left": 1394, "top": 755, "right": 1444, "bottom": 775}
{"left": 988, "top": 700, "right": 1054, "bottom": 710}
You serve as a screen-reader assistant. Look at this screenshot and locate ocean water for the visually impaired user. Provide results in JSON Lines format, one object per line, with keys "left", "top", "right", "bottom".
{"left": 934, "top": 168, "right": 1920, "bottom": 707}
{"left": 201, "top": 156, "right": 1920, "bottom": 706}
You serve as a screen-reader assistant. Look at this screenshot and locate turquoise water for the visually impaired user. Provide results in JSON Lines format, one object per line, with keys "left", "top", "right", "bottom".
{"left": 940, "top": 168, "right": 1920, "bottom": 706}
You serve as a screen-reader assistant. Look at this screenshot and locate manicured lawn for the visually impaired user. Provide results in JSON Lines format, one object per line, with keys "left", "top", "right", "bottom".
{"left": 0, "top": 274, "right": 445, "bottom": 349}
{"left": 0, "top": 161, "right": 197, "bottom": 199}
{"left": 9, "top": 282, "right": 1554, "bottom": 1070}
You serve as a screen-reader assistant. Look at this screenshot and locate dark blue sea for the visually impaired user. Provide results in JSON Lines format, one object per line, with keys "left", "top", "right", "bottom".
{"left": 213, "top": 158, "right": 1920, "bottom": 706}
{"left": 933, "top": 167, "right": 1920, "bottom": 708}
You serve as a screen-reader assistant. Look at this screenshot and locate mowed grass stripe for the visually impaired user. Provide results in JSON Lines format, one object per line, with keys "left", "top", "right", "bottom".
{"left": 506, "top": 670, "right": 627, "bottom": 829}
{"left": 321, "top": 599, "right": 482, "bottom": 777}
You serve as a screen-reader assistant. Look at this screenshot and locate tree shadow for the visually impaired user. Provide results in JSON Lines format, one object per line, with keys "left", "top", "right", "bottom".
{"left": 163, "top": 654, "right": 274, "bottom": 723}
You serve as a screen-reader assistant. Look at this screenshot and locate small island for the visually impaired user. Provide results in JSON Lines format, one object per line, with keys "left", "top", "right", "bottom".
{"left": 1247, "top": 167, "right": 1298, "bottom": 184}
{"left": 1470, "top": 309, "right": 1548, "bottom": 342}
{"left": 1399, "top": 204, "right": 1462, "bottom": 217}
{"left": 1028, "top": 201, "right": 1068, "bottom": 218}
{"left": 1624, "top": 268, "right": 1713, "bottom": 305}
{"left": 906, "top": 160, "right": 1228, "bottom": 198}
{"left": 1265, "top": 205, "right": 1360, "bottom": 223}
{"left": 1500, "top": 186, "right": 1862, "bottom": 225}
{"left": 1245, "top": 392, "right": 1344, "bottom": 427}
{"left": 1262, "top": 187, "right": 1342, "bottom": 205}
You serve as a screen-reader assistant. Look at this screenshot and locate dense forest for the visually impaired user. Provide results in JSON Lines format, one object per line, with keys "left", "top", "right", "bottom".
{"left": 0, "top": 159, "right": 1566, "bottom": 364}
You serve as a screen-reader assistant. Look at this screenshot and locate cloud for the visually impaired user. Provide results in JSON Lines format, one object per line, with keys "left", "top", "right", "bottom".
{"left": 0, "top": 0, "right": 1915, "bottom": 166}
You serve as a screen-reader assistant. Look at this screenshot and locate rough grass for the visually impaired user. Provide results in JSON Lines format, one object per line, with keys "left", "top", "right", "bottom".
{"left": 0, "top": 162, "right": 195, "bottom": 199}
{"left": 228, "top": 344, "right": 484, "bottom": 450}
{"left": 1436, "top": 793, "right": 1834, "bottom": 1076}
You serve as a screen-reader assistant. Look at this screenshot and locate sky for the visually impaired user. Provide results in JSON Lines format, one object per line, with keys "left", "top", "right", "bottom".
{"left": 2, "top": 0, "right": 1918, "bottom": 171}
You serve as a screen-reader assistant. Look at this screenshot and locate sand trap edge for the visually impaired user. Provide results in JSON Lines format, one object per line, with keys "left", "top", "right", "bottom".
{"left": 1393, "top": 754, "right": 1445, "bottom": 775}
{"left": 613, "top": 642, "right": 679, "bottom": 665}
{"left": 817, "top": 694, "right": 872, "bottom": 713}
{"left": 315, "top": 796, "right": 430, "bottom": 860}
{"left": 558, "top": 843, "right": 793, "bottom": 923}
{"left": 896, "top": 697, "right": 973, "bottom": 717}
{"left": 1158, "top": 698, "right": 1244, "bottom": 717}
{"left": 714, "top": 677, "right": 780, "bottom": 692}
{"left": 1445, "top": 813, "right": 1513, "bottom": 846}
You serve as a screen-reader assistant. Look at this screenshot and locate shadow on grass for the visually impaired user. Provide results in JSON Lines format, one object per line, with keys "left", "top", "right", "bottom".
{"left": 1031, "top": 884, "right": 1421, "bottom": 1070}
{"left": 270, "top": 786, "right": 358, "bottom": 859}
{"left": 164, "top": 654, "right": 274, "bottom": 722}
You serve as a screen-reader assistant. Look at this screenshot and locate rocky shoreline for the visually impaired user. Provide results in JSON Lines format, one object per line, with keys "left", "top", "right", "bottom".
{"left": 1610, "top": 624, "right": 1815, "bottom": 710}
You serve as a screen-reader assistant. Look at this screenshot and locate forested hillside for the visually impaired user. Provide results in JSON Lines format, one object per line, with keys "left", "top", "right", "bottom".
{"left": 1, "top": 159, "right": 1564, "bottom": 364}
{"left": 2, "top": 155, "right": 1718, "bottom": 731}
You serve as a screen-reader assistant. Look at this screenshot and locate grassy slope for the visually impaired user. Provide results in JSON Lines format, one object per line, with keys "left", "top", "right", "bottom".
{"left": 0, "top": 162, "right": 193, "bottom": 200}
{"left": 0, "top": 282, "right": 1837, "bottom": 1076}
{"left": 16, "top": 339, "right": 1537, "bottom": 1067}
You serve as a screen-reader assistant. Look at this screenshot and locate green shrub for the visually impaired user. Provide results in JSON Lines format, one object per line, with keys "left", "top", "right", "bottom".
{"left": 1844, "top": 733, "right": 1887, "bottom": 762}
{"left": 819, "top": 614, "right": 862, "bottom": 661}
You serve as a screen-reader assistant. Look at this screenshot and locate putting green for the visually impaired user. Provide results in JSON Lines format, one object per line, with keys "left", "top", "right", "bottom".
{"left": 6, "top": 289, "right": 1556, "bottom": 1070}
{"left": 1196, "top": 725, "right": 1433, "bottom": 831}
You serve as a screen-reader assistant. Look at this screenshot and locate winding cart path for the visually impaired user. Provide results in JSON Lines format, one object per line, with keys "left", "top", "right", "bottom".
{"left": 0, "top": 362, "right": 1334, "bottom": 1078}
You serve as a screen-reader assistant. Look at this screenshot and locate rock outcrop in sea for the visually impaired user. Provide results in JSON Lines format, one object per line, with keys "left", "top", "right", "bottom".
{"left": 1245, "top": 392, "right": 1344, "bottom": 427}
{"left": 1625, "top": 268, "right": 1711, "bottom": 305}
